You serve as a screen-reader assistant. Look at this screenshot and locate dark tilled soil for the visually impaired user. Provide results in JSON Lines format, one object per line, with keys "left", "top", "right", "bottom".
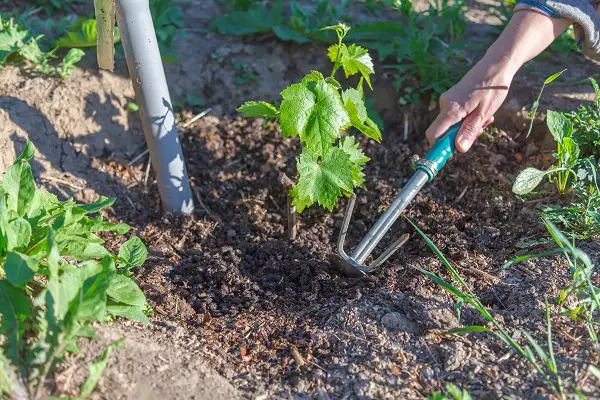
{"left": 97, "top": 114, "right": 599, "bottom": 399}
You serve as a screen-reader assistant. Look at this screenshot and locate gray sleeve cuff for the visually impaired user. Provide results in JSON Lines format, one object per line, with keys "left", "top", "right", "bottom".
{"left": 520, "top": 0, "right": 600, "bottom": 60}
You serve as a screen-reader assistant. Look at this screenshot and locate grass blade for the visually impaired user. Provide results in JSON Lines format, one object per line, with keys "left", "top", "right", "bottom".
{"left": 78, "top": 339, "right": 124, "bottom": 399}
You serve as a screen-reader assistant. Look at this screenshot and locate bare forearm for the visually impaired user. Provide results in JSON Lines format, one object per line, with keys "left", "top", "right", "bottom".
{"left": 484, "top": 11, "right": 572, "bottom": 74}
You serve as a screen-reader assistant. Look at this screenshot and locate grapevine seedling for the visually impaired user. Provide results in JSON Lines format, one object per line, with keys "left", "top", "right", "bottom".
{"left": 237, "top": 23, "right": 381, "bottom": 237}
{"left": 0, "top": 143, "right": 150, "bottom": 399}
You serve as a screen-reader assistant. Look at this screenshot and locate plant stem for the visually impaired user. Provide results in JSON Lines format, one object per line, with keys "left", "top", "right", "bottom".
{"left": 279, "top": 173, "right": 297, "bottom": 241}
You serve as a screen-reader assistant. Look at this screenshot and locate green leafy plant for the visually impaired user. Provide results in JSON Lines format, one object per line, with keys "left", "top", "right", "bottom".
{"left": 211, "top": 0, "right": 346, "bottom": 44}
{"left": 540, "top": 160, "right": 600, "bottom": 239}
{"left": 56, "top": 18, "right": 121, "bottom": 49}
{"left": 348, "top": 0, "right": 468, "bottom": 102}
{"left": 238, "top": 23, "right": 381, "bottom": 214}
{"left": 149, "top": 0, "right": 185, "bottom": 62}
{"left": 410, "top": 218, "right": 599, "bottom": 399}
{"left": 429, "top": 384, "right": 472, "bottom": 400}
{"left": 0, "top": 143, "right": 150, "bottom": 399}
{"left": 0, "top": 17, "right": 84, "bottom": 79}
{"left": 566, "top": 78, "right": 600, "bottom": 157}
{"left": 513, "top": 110, "right": 583, "bottom": 195}
{"left": 32, "top": 0, "right": 76, "bottom": 14}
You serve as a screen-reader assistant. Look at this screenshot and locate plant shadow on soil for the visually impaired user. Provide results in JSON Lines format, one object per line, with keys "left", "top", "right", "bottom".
{"left": 1, "top": 94, "right": 157, "bottom": 215}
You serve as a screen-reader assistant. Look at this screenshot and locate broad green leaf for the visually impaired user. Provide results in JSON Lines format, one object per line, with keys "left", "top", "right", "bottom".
{"left": 546, "top": 110, "right": 569, "bottom": 141}
{"left": 70, "top": 257, "right": 115, "bottom": 322}
{"left": 3, "top": 157, "right": 36, "bottom": 217}
{"left": 0, "top": 280, "right": 31, "bottom": 366}
{"left": 106, "top": 274, "right": 146, "bottom": 306}
{"left": 327, "top": 44, "right": 342, "bottom": 63}
{"left": 338, "top": 136, "right": 369, "bottom": 187}
{"left": 512, "top": 168, "right": 549, "bottom": 195}
{"left": 60, "top": 240, "right": 110, "bottom": 261}
{"left": 330, "top": 44, "right": 375, "bottom": 89}
{"left": 342, "top": 89, "right": 367, "bottom": 122}
{"left": 290, "top": 147, "right": 355, "bottom": 212}
{"left": 544, "top": 69, "right": 566, "bottom": 85}
{"left": 301, "top": 70, "right": 324, "bottom": 83}
{"left": 56, "top": 18, "right": 121, "bottom": 48}
{"left": 66, "top": 216, "right": 130, "bottom": 236}
{"left": 210, "top": 1, "right": 282, "bottom": 36}
{"left": 18, "top": 38, "right": 46, "bottom": 64}
{"left": 346, "top": 100, "right": 382, "bottom": 142}
{"left": 78, "top": 339, "right": 124, "bottom": 399}
{"left": 272, "top": 25, "right": 310, "bottom": 44}
{"left": 15, "top": 142, "right": 35, "bottom": 163}
{"left": 118, "top": 237, "right": 148, "bottom": 267}
{"left": 324, "top": 77, "right": 342, "bottom": 89}
{"left": 279, "top": 80, "right": 350, "bottom": 155}
{"left": 107, "top": 303, "right": 150, "bottom": 324}
{"left": 7, "top": 218, "right": 31, "bottom": 251}
{"left": 46, "top": 229, "right": 64, "bottom": 325}
{"left": 562, "top": 136, "right": 580, "bottom": 162}
{"left": 4, "top": 251, "right": 39, "bottom": 287}
{"left": 236, "top": 101, "right": 279, "bottom": 118}
{"left": 78, "top": 196, "right": 116, "bottom": 214}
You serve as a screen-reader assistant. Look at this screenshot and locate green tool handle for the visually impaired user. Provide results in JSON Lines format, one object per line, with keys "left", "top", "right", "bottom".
{"left": 416, "top": 122, "right": 462, "bottom": 181}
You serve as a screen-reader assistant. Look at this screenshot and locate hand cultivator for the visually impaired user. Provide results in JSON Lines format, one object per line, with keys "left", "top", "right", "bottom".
{"left": 337, "top": 122, "right": 462, "bottom": 276}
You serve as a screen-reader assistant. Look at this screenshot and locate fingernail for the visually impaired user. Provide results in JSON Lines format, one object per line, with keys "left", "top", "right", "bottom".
{"left": 457, "top": 137, "right": 470, "bottom": 151}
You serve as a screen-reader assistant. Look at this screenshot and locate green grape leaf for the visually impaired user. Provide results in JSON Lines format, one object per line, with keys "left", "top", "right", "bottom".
{"left": 301, "top": 70, "right": 325, "bottom": 83}
{"left": 279, "top": 79, "right": 350, "bottom": 155}
{"left": 329, "top": 44, "right": 375, "bottom": 89}
{"left": 512, "top": 167, "right": 549, "bottom": 195}
{"left": 338, "top": 136, "right": 369, "bottom": 187}
{"left": 290, "top": 147, "right": 356, "bottom": 212}
{"left": 237, "top": 101, "right": 279, "bottom": 118}
{"left": 118, "top": 237, "right": 148, "bottom": 268}
{"left": 342, "top": 88, "right": 367, "bottom": 122}
{"left": 344, "top": 95, "right": 382, "bottom": 142}
{"left": 0, "top": 280, "right": 30, "bottom": 366}
{"left": 4, "top": 252, "right": 39, "bottom": 287}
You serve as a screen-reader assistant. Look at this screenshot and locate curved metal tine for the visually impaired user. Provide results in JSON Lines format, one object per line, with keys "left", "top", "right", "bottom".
{"left": 338, "top": 194, "right": 357, "bottom": 253}
{"left": 366, "top": 233, "right": 410, "bottom": 273}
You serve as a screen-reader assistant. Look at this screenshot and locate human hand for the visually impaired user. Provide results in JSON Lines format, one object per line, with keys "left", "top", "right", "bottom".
{"left": 425, "top": 58, "right": 513, "bottom": 153}
{"left": 425, "top": 10, "right": 572, "bottom": 153}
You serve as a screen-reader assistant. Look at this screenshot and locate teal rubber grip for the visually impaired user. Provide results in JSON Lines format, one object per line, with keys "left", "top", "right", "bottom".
{"left": 416, "top": 122, "right": 462, "bottom": 181}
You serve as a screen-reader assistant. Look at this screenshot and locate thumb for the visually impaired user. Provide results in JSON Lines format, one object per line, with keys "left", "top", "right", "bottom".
{"left": 426, "top": 105, "right": 465, "bottom": 147}
{"left": 455, "top": 110, "right": 485, "bottom": 153}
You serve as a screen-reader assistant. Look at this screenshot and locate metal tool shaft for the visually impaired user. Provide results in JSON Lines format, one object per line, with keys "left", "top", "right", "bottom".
{"left": 352, "top": 170, "right": 429, "bottom": 263}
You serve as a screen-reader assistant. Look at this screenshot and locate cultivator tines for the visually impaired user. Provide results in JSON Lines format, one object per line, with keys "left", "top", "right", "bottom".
{"left": 336, "top": 122, "right": 464, "bottom": 276}
{"left": 336, "top": 194, "right": 411, "bottom": 277}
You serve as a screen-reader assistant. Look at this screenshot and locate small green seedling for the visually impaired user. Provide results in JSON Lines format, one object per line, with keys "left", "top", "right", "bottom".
{"left": 237, "top": 23, "right": 381, "bottom": 215}
{"left": 513, "top": 110, "right": 583, "bottom": 195}
{"left": 0, "top": 143, "right": 150, "bottom": 399}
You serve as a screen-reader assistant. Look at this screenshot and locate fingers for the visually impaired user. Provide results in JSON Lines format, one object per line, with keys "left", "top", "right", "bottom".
{"left": 425, "top": 100, "right": 466, "bottom": 146}
{"left": 483, "top": 116, "right": 494, "bottom": 130}
{"left": 455, "top": 108, "right": 485, "bottom": 153}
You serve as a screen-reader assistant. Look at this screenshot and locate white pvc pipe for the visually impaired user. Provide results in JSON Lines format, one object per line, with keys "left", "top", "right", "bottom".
{"left": 116, "top": 0, "right": 194, "bottom": 213}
